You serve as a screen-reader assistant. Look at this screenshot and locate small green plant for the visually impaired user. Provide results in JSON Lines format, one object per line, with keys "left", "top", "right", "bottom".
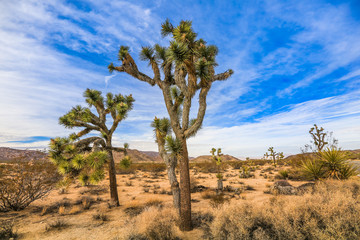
{"left": 278, "top": 170, "right": 289, "bottom": 179}
{"left": 119, "top": 155, "right": 132, "bottom": 169}
{"left": 211, "top": 148, "right": 224, "bottom": 191}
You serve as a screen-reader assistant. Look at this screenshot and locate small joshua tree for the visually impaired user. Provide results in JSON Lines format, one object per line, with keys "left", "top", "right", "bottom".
{"left": 151, "top": 117, "right": 181, "bottom": 213}
{"left": 211, "top": 148, "right": 223, "bottom": 191}
{"left": 119, "top": 143, "right": 132, "bottom": 169}
{"left": 49, "top": 89, "right": 134, "bottom": 206}
{"left": 264, "top": 147, "right": 284, "bottom": 166}
{"left": 304, "top": 124, "right": 338, "bottom": 153}
{"left": 108, "top": 19, "right": 233, "bottom": 230}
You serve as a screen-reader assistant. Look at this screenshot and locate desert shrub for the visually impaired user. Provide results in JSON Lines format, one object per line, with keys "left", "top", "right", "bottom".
{"left": 92, "top": 212, "right": 109, "bottom": 221}
{"left": 209, "top": 194, "right": 229, "bottom": 208}
{"left": 201, "top": 189, "right": 216, "bottom": 199}
{"left": 276, "top": 170, "right": 289, "bottom": 179}
{"left": 124, "top": 198, "right": 163, "bottom": 217}
{"left": 0, "top": 160, "right": 60, "bottom": 212}
{"left": 120, "top": 156, "right": 132, "bottom": 169}
{"left": 210, "top": 180, "right": 360, "bottom": 240}
{"left": 239, "top": 166, "right": 253, "bottom": 178}
{"left": 45, "top": 219, "right": 69, "bottom": 232}
{"left": 0, "top": 218, "right": 17, "bottom": 239}
{"left": 121, "top": 206, "right": 180, "bottom": 240}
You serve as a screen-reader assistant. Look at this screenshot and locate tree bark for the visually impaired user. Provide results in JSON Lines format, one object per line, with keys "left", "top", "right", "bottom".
{"left": 156, "top": 135, "right": 180, "bottom": 213}
{"left": 167, "top": 161, "right": 180, "bottom": 214}
{"left": 108, "top": 150, "right": 119, "bottom": 206}
{"left": 217, "top": 179, "right": 223, "bottom": 192}
{"left": 178, "top": 138, "right": 192, "bottom": 231}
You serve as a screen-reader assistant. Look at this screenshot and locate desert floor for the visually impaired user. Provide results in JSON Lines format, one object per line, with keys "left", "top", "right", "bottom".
{"left": 1, "top": 165, "right": 309, "bottom": 240}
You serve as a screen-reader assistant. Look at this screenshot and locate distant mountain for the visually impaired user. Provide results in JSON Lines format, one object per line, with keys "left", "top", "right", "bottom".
{"left": 0, "top": 147, "right": 47, "bottom": 162}
{"left": 0, "top": 147, "right": 240, "bottom": 163}
{"left": 191, "top": 154, "right": 241, "bottom": 162}
{"left": 113, "top": 149, "right": 162, "bottom": 163}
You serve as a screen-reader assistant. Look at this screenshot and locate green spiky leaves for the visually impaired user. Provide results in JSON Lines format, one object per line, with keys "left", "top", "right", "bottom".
{"left": 161, "top": 18, "right": 174, "bottom": 37}
{"left": 50, "top": 138, "right": 109, "bottom": 186}
{"left": 166, "top": 41, "right": 191, "bottom": 67}
{"left": 140, "top": 46, "right": 155, "bottom": 62}
{"left": 172, "top": 20, "right": 197, "bottom": 44}
{"left": 118, "top": 46, "right": 130, "bottom": 61}
{"left": 165, "top": 136, "right": 182, "bottom": 156}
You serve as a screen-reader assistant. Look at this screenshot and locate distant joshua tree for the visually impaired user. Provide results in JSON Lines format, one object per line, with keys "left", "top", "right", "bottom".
{"left": 151, "top": 117, "right": 181, "bottom": 213}
{"left": 108, "top": 19, "right": 233, "bottom": 230}
{"left": 264, "top": 147, "right": 284, "bottom": 166}
{"left": 49, "top": 89, "right": 134, "bottom": 206}
{"left": 210, "top": 148, "right": 224, "bottom": 191}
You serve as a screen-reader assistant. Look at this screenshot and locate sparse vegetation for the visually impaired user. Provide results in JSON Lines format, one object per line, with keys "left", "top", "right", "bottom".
{"left": 210, "top": 180, "right": 360, "bottom": 240}
{"left": 0, "top": 160, "right": 60, "bottom": 212}
{"left": 45, "top": 219, "right": 69, "bottom": 232}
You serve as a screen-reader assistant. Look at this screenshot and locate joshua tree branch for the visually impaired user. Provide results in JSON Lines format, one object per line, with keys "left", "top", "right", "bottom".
{"left": 213, "top": 69, "right": 233, "bottom": 82}
{"left": 184, "top": 86, "right": 210, "bottom": 138}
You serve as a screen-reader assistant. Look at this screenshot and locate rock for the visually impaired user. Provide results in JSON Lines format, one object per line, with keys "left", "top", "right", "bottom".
{"left": 270, "top": 180, "right": 297, "bottom": 195}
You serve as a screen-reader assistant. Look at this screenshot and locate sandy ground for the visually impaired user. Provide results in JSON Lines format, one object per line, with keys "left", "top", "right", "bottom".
{"left": 1, "top": 165, "right": 308, "bottom": 240}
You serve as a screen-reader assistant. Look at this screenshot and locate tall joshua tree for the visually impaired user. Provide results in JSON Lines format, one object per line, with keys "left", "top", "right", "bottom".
{"left": 151, "top": 117, "right": 181, "bottom": 214}
{"left": 49, "top": 89, "right": 134, "bottom": 206}
{"left": 108, "top": 19, "right": 233, "bottom": 230}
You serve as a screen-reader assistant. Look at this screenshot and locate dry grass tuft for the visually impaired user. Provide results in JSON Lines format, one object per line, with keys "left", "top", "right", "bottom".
{"left": 120, "top": 206, "right": 180, "bottom": 240}
{"left": 209, "top": 179, "right": 360, "bottom": 240}
{"left": 45, "top": 219, "right": 69, "bottom": 232}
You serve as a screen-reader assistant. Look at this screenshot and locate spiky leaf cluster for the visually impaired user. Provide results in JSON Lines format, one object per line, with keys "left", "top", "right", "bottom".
{"left": 301, "top": 147, "right": 359, "bottom": 180}
{"left": 49, "top": 137, "right": 107, "bottom": 185}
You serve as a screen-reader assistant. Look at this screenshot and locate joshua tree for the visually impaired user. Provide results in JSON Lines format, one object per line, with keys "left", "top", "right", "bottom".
{"left": 49, "top": 89, "right": 134, "bottom": 206}
{"left": 304, "top": 124, "right": 338, "bottom": 153}
{"left": 210, "top": 148, "right": 223, "bottom": 191}
{"left": 151, "top": 117, "right": 181, "bottom": 213}
{"left": 108, "top": 19, "right": 233, "bottom": 230}
{"left": 264, "top": 147, "right": 284, "bottom": 166}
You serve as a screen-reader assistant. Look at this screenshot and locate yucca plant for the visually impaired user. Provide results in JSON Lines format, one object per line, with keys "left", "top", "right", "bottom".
{"left": 49, "top": 89, "right": 134, "bottom": 206}
{"left": 320, "top": 147, "right": 358, "bottom": 179}
{"left": 301, "top": 159, "right": 325, "bottom": 180}
{"left": 109, "top": 19, "right": 233, "bottom": 230}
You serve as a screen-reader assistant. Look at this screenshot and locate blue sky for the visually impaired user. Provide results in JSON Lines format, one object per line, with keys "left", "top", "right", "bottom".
{"left": 1, "top": 0, "right": 360, "bottom": 158}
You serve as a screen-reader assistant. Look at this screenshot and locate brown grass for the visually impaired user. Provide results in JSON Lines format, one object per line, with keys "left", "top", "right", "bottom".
{"left": 209, "top": 180, "right": 360, "bottom": 239}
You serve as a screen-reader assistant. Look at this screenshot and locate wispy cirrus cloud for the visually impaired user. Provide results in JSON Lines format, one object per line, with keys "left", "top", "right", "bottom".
{"left": 1, "top": 0, "right": 360, "bottom": 157}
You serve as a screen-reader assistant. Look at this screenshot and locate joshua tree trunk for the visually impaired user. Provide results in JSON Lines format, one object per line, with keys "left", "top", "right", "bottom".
{"left": 178, "top": 137, "right": 192, "bottom": 231}
{"left": 156, "top": 135, "right": 180, "bottom": 213}
{"left": 217, "top": 179, "right": 223, "bottom": 192}
{"left": 167, "top": 159, "right": 180, "bottom": 213}
{"left": 107, "top": 147, "right": 119, "bottom": 206}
